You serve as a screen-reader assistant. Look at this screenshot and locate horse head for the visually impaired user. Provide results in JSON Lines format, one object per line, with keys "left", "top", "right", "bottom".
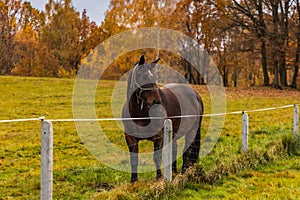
{"left": 129, "top": 55, "right": 161, "bottom": 109}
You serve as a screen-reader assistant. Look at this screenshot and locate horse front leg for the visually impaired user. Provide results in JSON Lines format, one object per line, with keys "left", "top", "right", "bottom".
{"left": 182, "top": 129, "right": 200, "bottom": 173}
{"left": 153, "top": 136, "right": 163, "bottom": 180}
{"left": 125, "top": 134, "right": 139, "bottom": 183}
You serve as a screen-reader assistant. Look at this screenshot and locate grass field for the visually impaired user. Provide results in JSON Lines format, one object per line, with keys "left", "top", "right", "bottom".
{"left": 0, "top": 76, "right": 300, "bottom": 199}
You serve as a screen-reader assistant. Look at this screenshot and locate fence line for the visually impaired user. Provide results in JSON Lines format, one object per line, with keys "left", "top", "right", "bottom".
{"left": 0, "top": 104, "right": 297, "bottom": 123}
{"left": 47, "top": 104, "right": 298, "bottom": 122}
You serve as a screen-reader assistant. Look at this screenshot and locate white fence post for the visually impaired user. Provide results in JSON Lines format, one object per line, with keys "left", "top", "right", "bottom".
{"left": 242, "top": 112, "right": 249, "bottom": 152}
{"left": 294, "top": 104, "right": 299, "bottom": 137}
{"left": 164, "top": 119, "right": 172, "bottom": 182}
{"left": 41, "top": 120, "right": 53, "bottom": 200}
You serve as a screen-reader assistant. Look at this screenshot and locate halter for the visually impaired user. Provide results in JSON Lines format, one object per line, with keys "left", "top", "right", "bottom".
{"left": 130, "top": 64, "right": 157, "bottom": 110}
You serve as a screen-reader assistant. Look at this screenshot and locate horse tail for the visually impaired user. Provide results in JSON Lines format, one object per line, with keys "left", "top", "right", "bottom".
{"left": 192, "top": 97, "right": 203, "bottom": 163}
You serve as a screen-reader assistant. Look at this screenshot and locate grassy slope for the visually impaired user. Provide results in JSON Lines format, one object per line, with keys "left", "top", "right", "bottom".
{"left": 177, "top": 156, "right": 300, "bottom": 199}
{"left": 0, "top": 76, "right": 299, "bottom": 199}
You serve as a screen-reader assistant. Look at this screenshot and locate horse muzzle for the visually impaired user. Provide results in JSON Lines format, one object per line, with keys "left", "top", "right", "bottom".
{"left": 147, "top": 98, "right": 161, "bottom": 107}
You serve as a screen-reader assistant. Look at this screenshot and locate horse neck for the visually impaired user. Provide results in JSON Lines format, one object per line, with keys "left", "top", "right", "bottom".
{"left": 128, "top": 92, "right": 150, "bottom": 117}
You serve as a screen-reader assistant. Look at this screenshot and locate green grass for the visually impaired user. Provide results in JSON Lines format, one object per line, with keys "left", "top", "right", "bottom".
{"left": 178, "top": 155, "right": 300, "bottom": 199}
{"left": 0, "top": 76, "right": 300, "bottom": 199}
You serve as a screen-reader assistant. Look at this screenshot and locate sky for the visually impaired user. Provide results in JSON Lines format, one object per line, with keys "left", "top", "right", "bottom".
{"left": 28, "top": 0, "right": 110, "bottom": 25}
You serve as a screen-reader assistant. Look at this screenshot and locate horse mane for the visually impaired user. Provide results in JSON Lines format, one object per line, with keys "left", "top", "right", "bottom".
{"left": 126, "top": 68, "right": 135, "bottom": 101}
{"left": 126, "top": 71, "right": 131, "bottom": 101}
{"left": 127, "top": 62, "right": 140, "bottom": 101}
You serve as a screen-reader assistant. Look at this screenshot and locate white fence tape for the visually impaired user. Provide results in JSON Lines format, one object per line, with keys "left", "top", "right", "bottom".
{"left": 0, "top": 104, "right": 297, "bottom": 123}
{"left": 46, "top": 104, "right": 297, "bottom": 122}
{"left": 0, "top": 117, "right": 43, "bottom": 123}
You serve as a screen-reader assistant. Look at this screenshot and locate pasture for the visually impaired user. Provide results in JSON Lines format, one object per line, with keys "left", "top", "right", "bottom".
{"left": 0, "top": 76, "right": 300, "bottom": 199}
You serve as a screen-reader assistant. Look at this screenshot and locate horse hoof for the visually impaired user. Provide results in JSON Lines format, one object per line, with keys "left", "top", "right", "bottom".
{"left": 156, "top": 174, "right": 162, "bottom": 181}
{"left": 181, "top": 166, "right": 188, "bottom": 174}
{"left": 172, "top": 167, "right": 177, "bottom": 173}
{"left": 131, "top": 178, "right": 138, "bottom": 183}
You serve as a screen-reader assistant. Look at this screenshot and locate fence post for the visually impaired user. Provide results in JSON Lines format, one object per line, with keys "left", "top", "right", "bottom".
{"left": 294, "top": 104, "right": 299, "bottom": 137}
{"left": 242, "top": 112, "right": 249, "bottom": 152}
{"left": 164, "top": 119, "right": 172, "bottom": 182}
{"left": 41, "top": 120, "right": 53, "bottom": 200}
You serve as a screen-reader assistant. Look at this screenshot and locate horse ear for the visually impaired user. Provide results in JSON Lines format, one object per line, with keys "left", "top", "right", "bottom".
{"left": 150, "top": 58, "right": 160, "bottom": 68}
{"left": 139, "top": 55, "right": 145, "bottom": 65}
{"left": 152, "top": 58, "right": 160, "bottom": 64}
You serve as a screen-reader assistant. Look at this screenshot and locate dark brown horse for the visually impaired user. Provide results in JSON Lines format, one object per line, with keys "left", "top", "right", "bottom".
{"left": 122, "top": 55, "right": 203, "bottom": 183}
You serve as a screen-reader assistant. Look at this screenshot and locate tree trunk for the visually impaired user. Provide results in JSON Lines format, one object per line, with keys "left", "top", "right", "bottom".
{"left": 280, "top": 51, "right": 287, "bottom": 87}
{"left": 223, "top": 69, "right": 228, "bottom": 87}
{"left": 291, "top": 0, "right": 300, "bottom": 88}
{"left": 261, "top": 40, "right": 269, "bottom": 86}
{"left": 278, "top": 0, "right": 289, "bottom": 87}
{"left": 233, "top": 71, "right": 237, "bottom": 87}
{"left": 258, "top": 0, "right": 269, "bottom": 86}
{"left": 291, "top": 29, "right": 300, "bottom": 88}
{"left": 271, "top": 0, "right": 281, "bottom": 89}
{"left": 272, "top": 60, "right": 282, "bottom": 89}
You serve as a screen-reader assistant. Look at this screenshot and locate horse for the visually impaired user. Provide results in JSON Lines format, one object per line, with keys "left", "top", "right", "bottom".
{"left": 122, "top": 55, "right": 203, "bottom": 183}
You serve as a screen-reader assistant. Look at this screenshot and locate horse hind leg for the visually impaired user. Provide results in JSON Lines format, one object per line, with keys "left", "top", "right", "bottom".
{"left": 182, "top": 127, "right": 201, "bottom": 173}
{"left": 191, "top": 127, "right": 201, "bottom": 164}
{"left": 172, "top": 139, "right": 177, "bottom": 173}
{"left": 182, "top": 146, "right": 192, "bottom": 173}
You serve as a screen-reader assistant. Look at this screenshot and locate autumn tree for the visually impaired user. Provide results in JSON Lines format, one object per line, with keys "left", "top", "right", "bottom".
{"left": 12, "top": 1, "right": 59, "bottom": 76}
{"left": 171, "top": 0, "right": 242, "bottom": 86}
{"left": 0, "top": 0, "right": 21, "bottom": 74}
{"left": 99, "top": 0, "right": 176, "bottom": 78}
{"left": 225, "top": 0, "right": 271, "bottom": 86}
{"left": 41, "top": 0, "right": 86, "bottom": 76}
{"left": 263, "top": 0, "right": 292, "bottom": 88}
{"left": 79, "top": 9, "right": 99, "bottom": 57}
